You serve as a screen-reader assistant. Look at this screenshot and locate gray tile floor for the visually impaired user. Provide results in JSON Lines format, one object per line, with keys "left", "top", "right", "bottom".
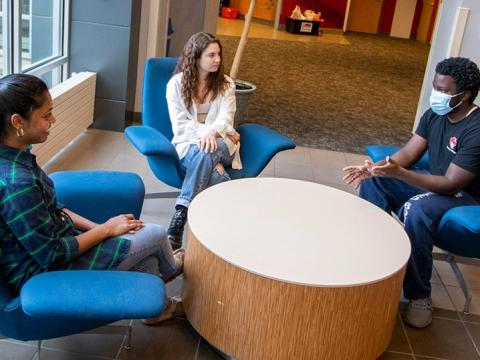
{"left": 3, "top": 129, "right": 480, "bottom": 359}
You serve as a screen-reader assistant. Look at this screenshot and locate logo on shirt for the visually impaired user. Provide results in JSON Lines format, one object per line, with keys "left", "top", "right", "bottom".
{"left": 447, "top": 136, "right": 457, "bottom": 154}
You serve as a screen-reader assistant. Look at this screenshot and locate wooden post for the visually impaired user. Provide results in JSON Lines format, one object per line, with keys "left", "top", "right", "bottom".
{"left": 229, "top": 0, "right": 257, "bottom": 80}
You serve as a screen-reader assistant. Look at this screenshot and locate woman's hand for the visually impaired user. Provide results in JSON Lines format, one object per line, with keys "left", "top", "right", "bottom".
{"left": 342, "top": 160, "right": 374, "bottom": 190}
{"left": 101, "top": 214, "right": 144, "bottom": 237}
{"left": 226, "top": 131, "right": 240, "bottom": 144}
{"left": 198, "top": 133, "right": 218, "bottom": 153}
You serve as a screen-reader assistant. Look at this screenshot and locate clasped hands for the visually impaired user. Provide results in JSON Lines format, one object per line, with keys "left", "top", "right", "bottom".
{"left": 197, "top": 131, "right": 240, "bottom": 153}
{"left": 343, "top": 156, "right": 402, "bottom": 190}
{"left": 102, "top": 214, "right": 144, "bottom": 237}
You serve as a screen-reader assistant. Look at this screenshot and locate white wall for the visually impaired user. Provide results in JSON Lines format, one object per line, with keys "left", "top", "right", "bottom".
{"left": 459, "top": 0, "right": 480, "bottom": 58}
{"left": 413, "top": 0, "right": 479, "bottom": 129}
{"left": 390, "top": 0, "right": 417, "bottom": 39}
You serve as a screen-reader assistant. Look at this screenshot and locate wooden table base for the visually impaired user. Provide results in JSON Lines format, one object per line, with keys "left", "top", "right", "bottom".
{"left": 183, "top": 230, "right": 405, "bottom": 360}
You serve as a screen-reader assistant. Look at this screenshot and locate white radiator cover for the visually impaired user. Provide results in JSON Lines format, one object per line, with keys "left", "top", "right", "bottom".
{"left": 32, "top": 72, "right": 97, "bottom": 166}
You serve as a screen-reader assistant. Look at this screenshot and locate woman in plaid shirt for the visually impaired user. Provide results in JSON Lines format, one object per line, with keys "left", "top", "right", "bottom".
{"left": 0, "top": 74, "right": 183, "bottom": 324}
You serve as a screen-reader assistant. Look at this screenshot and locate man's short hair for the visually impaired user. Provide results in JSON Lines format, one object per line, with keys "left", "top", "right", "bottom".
{"left": 435, "top": 57, "right": 480, "bottom": 104}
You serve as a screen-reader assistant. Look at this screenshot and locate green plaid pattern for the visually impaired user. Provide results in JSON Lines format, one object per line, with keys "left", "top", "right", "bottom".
{"left": 0, "top": 146, "right": 130, "bottom": 294}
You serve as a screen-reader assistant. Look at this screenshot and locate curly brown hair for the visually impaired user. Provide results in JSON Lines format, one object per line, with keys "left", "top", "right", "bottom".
{"left": 174, "top": 32, "right": 229, "bottom": 109}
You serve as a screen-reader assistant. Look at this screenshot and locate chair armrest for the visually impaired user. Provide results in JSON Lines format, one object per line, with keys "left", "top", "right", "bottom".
{"left": 50, "top": 171, "right": 145, "bottom": 223}
{"left": 125, "top": 125, "right": 178, "bottom": 158}
{"left": 237, "top": 123, "right": 295, "bottom": 178}
{"left": 125, "top": 125, "right": 184, "bottom": 188}
{"left": 364, "top": 145, "right": 430, "bottom": 170}
{"left": 20, "top": 271, "right": 165, "bottom": 320}
{"left": 439, "top": 206, "right": 480, "bottom": 234}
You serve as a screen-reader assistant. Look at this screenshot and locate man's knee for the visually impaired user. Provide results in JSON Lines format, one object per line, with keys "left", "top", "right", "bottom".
{"left": 402, "top": 193, "right": 434, "bottom": 223}
{"left": 358, "top": 177, "right": 379, "bottom": 200}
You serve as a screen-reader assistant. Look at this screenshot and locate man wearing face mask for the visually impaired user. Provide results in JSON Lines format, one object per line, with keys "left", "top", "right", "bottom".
{"left": 343, "top": 57, "right": 480, "bottom": 329}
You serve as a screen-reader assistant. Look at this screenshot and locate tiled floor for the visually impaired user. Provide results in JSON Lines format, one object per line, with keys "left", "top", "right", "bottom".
{"left": 3, "top": 129, "right": 480, "bottom": 359}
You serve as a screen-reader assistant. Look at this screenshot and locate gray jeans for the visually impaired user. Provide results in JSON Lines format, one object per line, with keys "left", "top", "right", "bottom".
{"left": 115, "top": 224, "right": 177, "bottom": 281}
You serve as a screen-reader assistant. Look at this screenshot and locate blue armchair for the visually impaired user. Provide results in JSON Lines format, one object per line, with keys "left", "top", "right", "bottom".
{"left": 125, "top": 57, "right": 296, "bottom": 198}
{"left": 366, "top": 145, "right": 480, "bottom": 313}
{"left": 0, "top": 171, "right": 165, "bottom": 359}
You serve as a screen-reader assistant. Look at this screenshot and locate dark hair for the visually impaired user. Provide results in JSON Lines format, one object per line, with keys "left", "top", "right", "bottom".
{"left": 0, "top": 74, "right": 48, "bottom": 140}
{"left": 435, "top": 57, "right": 480, "bottom": 104}
{"left": 174, "top": 32, "right": 228, "bottom": 109}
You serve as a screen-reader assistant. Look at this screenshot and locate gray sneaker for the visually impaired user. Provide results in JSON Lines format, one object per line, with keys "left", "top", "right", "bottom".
{"left": 402, "top": 298, "right": 433, "bottom": 328}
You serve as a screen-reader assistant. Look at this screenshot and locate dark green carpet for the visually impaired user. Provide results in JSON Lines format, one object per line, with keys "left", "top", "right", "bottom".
{"left": 220, "top": 33, "right": 430, "bottom": 153}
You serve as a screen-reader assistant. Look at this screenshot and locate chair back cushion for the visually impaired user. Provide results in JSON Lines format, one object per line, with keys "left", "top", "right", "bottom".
{"left": 49, "top": 171, "right": 145, "bottom": 223}
{"left": 143, "top": 57, "right": 178, "bottom": 140}
{"left": 365, "top": 145, "right": 430, "bottom": 171}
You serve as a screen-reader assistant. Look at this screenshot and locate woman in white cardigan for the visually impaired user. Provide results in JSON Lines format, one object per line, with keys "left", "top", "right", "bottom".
{"left": 166, "top": 32, "right": 242, "bottom": 249}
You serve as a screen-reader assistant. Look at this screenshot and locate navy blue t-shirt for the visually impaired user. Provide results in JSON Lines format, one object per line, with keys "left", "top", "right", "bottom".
{"left": 415, "top": 107, "right": 480, "bottom": 200}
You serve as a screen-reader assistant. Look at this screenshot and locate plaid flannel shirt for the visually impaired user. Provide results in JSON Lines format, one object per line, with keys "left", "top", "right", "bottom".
{"left": 0, "top": 145, "right": 130, "bottom": 294}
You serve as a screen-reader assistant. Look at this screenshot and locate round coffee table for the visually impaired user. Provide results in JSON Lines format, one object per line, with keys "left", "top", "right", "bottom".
{"left": 183, "top": 178, "right": 410, "bottom": 359}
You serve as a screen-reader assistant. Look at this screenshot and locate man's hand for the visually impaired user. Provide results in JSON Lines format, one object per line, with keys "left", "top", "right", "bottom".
{"left": 198, "top": 133, "right": 218, "bottom": 153}
{"left": 370, "top": 156, "right": 404, "bottom": 178}
{"left": 226, "top": 131, "right": 240, "bottom": 144}
{"left": 101, "top": 214, "right": 144, "bottom": 237}
{"left": 343, "top": 160, "right": 374, "bottom": 189}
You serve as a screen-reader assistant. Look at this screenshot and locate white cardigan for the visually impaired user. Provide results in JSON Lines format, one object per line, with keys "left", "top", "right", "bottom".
{"left": 166, "top": 72, "right": 242, "bottom": 169}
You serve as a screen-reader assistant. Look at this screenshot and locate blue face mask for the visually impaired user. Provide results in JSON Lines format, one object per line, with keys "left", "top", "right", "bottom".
{"left": 429, "top": 88, "right": 464, "bottom": 115}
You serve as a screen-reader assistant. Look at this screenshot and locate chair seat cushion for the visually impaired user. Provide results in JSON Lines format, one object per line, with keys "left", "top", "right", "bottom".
{"left": 20, "top": 271, "right": 165, "bottom": 320}
{"left": 437, "top": 206, "right": 480, "bottom": 257}
{"left": 238, "top": 123, "right": 295, "bottom": 178}
{"left": 439, "top": 206, "right": 480, "bottom": 234}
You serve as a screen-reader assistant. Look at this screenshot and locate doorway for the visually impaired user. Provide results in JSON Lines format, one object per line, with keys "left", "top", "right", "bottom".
{"left": 345, "top": 0, "right": 384, "bottom": 34}
{"left": 416, "top": 0, "right": 440, "bottom": 44}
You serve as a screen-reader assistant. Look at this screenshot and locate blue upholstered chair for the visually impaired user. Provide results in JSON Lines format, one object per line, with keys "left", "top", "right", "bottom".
{"left": 125, "top": 57, "right": 296, "bottom": 198}
{"left": 366, "top": 145, "right": 480, "bottom": 313}
{"left": 0, "top": 171, "right": 165, "bottom": 359}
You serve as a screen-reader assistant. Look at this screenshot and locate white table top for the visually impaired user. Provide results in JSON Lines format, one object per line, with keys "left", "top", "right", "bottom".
{"left": 188, "top": 178, "right": 411, "bottom": 287}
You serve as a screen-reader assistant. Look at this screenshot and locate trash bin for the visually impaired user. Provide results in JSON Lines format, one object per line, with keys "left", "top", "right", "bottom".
{"left": 285, "top": 17, "right": 321, "bottom": 36}
{"left": 222, "top": 7, "right": 239, "bottom": 19}
{"left": 219, "top": 0, "right": 230, "bottom": 15}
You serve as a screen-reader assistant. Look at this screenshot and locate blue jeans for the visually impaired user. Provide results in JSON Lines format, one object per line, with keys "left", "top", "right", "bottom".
{"left": 115, "top": 224, "right": 177, "bottom": 281}
{"left": 359, "top": 174, "right": 478, "bottom": 300}
{"left": 176, "top": 139, "right": 234, "bottom": 208}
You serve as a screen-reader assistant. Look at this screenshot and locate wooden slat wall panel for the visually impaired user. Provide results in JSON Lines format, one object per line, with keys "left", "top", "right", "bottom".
{"left": 32, "top": 72, "right": 97, "bottom": 166}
